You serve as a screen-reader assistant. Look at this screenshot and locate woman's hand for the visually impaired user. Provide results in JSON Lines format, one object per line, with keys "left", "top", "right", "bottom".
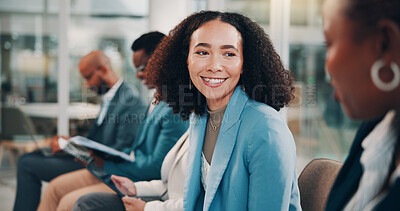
{"left": 122, "top": 197, "right": 145, "bottom": 211}
{"left": 111, "top": 175, "right": 137, "bottom": 196}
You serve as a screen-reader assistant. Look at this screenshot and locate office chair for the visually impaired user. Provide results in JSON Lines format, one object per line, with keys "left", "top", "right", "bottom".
{"left": 0, "top": 105, "right": 50, "bottom": 167}
{"left": 298, "top": 158, "right": 342, "bottom": 211}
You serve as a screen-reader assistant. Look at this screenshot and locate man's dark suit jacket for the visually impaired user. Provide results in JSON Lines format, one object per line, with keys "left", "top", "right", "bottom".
{"left": 325, "top": 117, "right": 400, "bottom": 211}
{"left": 87, "top": 81, "right": 147, "bottom": 150}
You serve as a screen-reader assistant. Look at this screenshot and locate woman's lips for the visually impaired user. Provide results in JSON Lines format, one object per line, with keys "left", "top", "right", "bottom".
{"left": 201, "top": 77, "right": 227, "bottom": 88}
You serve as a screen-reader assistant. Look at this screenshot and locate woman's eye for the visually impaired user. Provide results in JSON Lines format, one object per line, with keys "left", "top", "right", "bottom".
{"left": 196, "top": 51, "right": 208, "bottom": 55}
{"left": 224, "top": 52, "right": 236, "bottom": 57}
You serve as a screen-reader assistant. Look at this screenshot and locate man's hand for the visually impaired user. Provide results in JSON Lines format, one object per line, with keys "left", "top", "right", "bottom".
{"left": 74, "top": 158, "right": 88, "bottom": 166}
{"left": 90, "top": 151, "right": 105, "bottom": 168}
{"left": 111, "top": 175, "right": 137, "bottom": 196}
{"left": 50, "top": 136, "right": 69, "bottom": 153}
{"left": 74, "top": 150, "right": 104, "bottom": 167}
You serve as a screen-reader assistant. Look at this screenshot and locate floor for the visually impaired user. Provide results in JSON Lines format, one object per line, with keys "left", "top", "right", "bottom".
{"left": 0, "top": 151, "right": 49, "bottom": 211}
{"left": 0, "top": 155, "right": 17, "bottom": 211}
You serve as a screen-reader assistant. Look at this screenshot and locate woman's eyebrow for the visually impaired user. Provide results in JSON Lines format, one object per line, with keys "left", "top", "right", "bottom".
{"left": 194, "top": 43, "right": 211, "bottom": 48}
{"left": 220, "top": 45, "right": 238, "bottom": 51}
{"left": 194, "top": 43, "right": 238, "bottom": 51}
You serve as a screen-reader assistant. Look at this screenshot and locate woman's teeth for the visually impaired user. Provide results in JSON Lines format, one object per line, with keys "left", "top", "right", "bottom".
{"left": 202, "top": 77, "right": 226, "bottom": 84}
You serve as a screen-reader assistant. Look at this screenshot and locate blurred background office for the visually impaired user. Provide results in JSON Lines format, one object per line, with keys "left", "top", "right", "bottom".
{"left": 0, "top": 0, "right": 360, "bottom": 210}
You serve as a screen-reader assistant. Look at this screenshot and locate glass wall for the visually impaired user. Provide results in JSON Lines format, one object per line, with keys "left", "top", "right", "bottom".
{"left": 68, "top": 0, "right": 150, "bottom": 104}
{"left": 0, "top": 0, "right": 207, "bottom": 137}
{"left": 0, "top": 0, "right": 59, "bottom": 105}
{"left": 1, "top": 0, "right": 60, "bottom": 136}
{"left": 225, "top": 0, "right": 360, "bottom": 170}
{"left": 0, "top": 0, "right": 150, "bottom": 136}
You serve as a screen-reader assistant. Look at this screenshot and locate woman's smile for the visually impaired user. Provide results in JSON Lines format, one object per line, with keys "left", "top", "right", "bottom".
{"left": 187, "top": 19, "right": 243, "bottom": 110}
{"left": 201, "top": 76, "right": 228, "bottom": 87}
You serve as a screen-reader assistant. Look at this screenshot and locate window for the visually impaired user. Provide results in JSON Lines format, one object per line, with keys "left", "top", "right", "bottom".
{"left": 0, "top": 0, "right": 149, "bottom": 136}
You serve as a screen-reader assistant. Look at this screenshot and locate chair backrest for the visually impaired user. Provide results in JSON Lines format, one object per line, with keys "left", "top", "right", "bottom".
{"left": 298, "top": 158, "right": 342, "bottom": 211}
{"left": 1, "top": 105, "right": 37, "bottom": 139}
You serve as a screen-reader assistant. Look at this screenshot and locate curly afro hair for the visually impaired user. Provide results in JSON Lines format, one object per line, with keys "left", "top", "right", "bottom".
{"left": 145, "top": 10, "right": 294, "bottom": 120}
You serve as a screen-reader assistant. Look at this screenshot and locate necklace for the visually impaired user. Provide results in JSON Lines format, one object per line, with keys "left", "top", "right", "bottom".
{"left": 209, "top": 118, "right": 221, "bottom": 132}
{"left": 207, "top": 106, "right": 226, "bottom": 132}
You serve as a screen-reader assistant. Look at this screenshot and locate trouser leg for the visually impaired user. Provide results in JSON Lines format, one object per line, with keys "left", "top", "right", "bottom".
{"left": 37, "top": 169, "right": 102, "bottom": 211}
{"left": 73, "top": 192, "right": 125, "bottom": 211}
{"left": 57, "top": 183, "right": 116, "bottom": 211}
{"left": 13, "top": 151, "right": 83, "bottom": 211}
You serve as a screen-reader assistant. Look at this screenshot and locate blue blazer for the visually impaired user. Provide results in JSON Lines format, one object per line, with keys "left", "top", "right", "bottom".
{"left": 103, "top": 101, "right": 189, "bottom": 182}
{"left": 184, "top": 87, "right": 301, "bottom": 211}
{"left": 325, "top": 118, "right": 400, "bottom": 211}
{"left": 87, "top": 81, "right": 147, "bottom": 150}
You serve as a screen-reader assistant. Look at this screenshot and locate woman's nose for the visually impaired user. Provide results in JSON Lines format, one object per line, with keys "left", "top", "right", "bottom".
{"left": 207, "top": 55, "right": 222, "bottom": 72}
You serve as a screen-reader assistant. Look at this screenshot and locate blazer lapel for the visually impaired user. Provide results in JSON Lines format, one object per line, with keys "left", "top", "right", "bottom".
{"left": 184, "top": 115, "right": 207, "bottom": 210}
{"left": 173, "top": 132, "right": 190, "bottom": 167}
{"left": 203, "top": 87, "right": 248, "bottom": 210}
{"left": 161, "top": 131, "right": 189, "bottom": 180}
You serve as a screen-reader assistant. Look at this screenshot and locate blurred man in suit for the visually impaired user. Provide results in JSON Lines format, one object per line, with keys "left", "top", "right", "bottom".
{"left": 14, "top": 50, "right": 147, "bottom": 211}
{"left": 36, "top": 32, "right": 188, "bottom": 211}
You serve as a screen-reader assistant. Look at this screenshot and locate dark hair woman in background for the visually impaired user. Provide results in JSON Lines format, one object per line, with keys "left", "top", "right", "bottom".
{"left": 323, "top": 0, "right": 400, "bottom": 210}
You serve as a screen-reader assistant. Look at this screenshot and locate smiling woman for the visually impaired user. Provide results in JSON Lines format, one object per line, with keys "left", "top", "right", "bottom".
{"left": 145, "top": 11, "right": 294, "bottom": 121}
{"left": 187, "top": 19, "right": 243, "bottom": 111}
{"left": 145, "top": 10, "right": 301, "bottom": 211}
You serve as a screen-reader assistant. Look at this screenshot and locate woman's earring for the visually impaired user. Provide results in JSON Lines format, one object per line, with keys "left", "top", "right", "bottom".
{"left": 370, "top": 59, "right": 400, "bottom": 92}
{"left": 189, "top": 79, "right": 192, "bottom": 90}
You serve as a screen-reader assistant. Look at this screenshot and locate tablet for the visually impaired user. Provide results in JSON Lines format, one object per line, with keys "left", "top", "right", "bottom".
{"left": 86, "top": 161, "right": 124, "bottom": 197}
{"left": 86, "top": 161, "right": 163, "bottom": 201}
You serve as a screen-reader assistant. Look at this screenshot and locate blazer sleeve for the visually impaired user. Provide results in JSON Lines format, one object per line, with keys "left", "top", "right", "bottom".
{"left": 135, "top": 180, "right": 166, "bottom": 197}
{"left": 144, "top": 198, "right": 183, "bottom": 211}
{"left": 103, "top": 112, "right": 188, "bottom": 181}
{"left": 247, "top": 116, "right": 297, "bottom": 211}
